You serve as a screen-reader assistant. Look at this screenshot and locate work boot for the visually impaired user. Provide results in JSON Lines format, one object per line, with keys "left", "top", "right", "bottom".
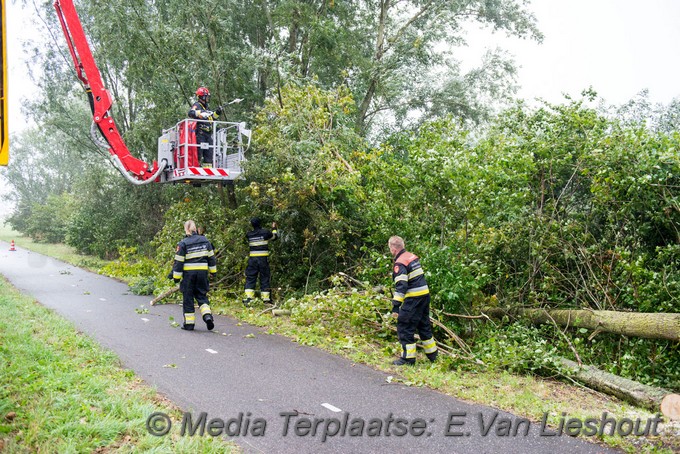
{"left": 426, "top": 351, "right": 438, "bottom": 363}
{"left": 181, "top": 324, "right": 194, "bottom": 331}
{"left": 392, "top": 357, "right": 415, "bottom": 366}
{"left": 203, "top": 314, "right": 215, "bottom": 331}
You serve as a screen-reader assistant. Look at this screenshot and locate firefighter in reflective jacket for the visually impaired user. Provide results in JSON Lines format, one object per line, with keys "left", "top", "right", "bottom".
{"left": 188, "top": 87, "right": 221, "bottom": 168}
{"left": 389, "top": 235, "right": 437, "bottom": 365}
{"left": 172, "top": 220, "right": 217, "bottom": 330}
{"left": 244, "top": 217, "right": 278, "bottom": 305}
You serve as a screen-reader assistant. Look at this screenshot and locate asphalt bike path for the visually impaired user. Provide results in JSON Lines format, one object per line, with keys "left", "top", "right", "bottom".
{"left": 0, "top": 243, "right": 618, "bottom": 453}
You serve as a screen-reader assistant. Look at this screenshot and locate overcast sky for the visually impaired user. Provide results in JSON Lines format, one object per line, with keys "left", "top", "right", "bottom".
{"left": 461, "top": 0, "right": 680, "bottom": 105}
{"left": 1, "top": 0, "right": 680, "bottom": 218}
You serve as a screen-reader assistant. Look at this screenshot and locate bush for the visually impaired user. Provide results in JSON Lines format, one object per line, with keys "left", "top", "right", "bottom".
{"left": 23, "top": 193, "right": 76, "bottom": 243}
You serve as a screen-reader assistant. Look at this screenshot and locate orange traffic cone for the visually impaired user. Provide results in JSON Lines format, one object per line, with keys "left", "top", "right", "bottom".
{"left": 9, "top": 240, "right": 16, "bottom": 251}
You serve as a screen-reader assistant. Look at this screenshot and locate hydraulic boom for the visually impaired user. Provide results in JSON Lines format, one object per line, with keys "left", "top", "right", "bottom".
{"left": 54, "top": 0, "right": 164, "bottom": 184}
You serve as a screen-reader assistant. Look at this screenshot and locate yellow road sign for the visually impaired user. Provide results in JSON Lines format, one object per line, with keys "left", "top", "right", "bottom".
{"left": 0, "top": 0, "right": 9, "bottom": 166}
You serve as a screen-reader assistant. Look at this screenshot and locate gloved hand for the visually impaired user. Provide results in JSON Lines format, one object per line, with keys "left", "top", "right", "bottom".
{"left": 200, "top": 111, "right": 212, "bottom": 120}
{"left": 174, "top": 278, "right": 180, "bottom": 284}
{"left": 391, "top": 300, "right": 400, "bottom": 315}
{"left": 167, "top": 271, "right": 173, "bottom": 280}
{"left": 215, "top": 106, "right": 223, "bottom": 116}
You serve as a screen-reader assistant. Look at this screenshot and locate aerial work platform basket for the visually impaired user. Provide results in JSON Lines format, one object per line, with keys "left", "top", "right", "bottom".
{"left": 157, "top": 119, "right": 251, "bottom": 184}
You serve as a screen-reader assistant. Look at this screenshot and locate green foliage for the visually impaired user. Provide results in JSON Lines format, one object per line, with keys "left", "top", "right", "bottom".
{"left": 357, "top": 115, "right": 534, "bottom": 312}
{"left": 128, "top": 277, "right": 157, "bottom": 296}
{"left": 5, "top": 106, "right": 171, "bottom": 259}
{"left": 241, "top": 83, "right": 370, "bottom": 291}
{"left": 483, "top": 101, "right": 680, "bottom": 313}
{"left": 4, "top": 125, "right": 89, "bottom": 237}
{"left": 64, "top": 170, "right": 171, "bottom": 259}
{"left": 149, "top": 187, "right": 247, "bottom": 293}
{"left": 32, "top": 0, "right": 542, "bottom": 148}
{"left": 347, "top": 97, "right": 678, "bottom": 389}
{"left": 467, "top": 322, "right": 565, "bottom": 375}
{"left": 22, "top": 193, "right": 77, "bottom": 243}
{"left": 561, "top": 330, "right": 680, "bottom": 391}
{"left": 101, "top": 246, "right": 161, "bottom": 295}
{"left": 287, "top": 279, "right": 392, "bottom": 341}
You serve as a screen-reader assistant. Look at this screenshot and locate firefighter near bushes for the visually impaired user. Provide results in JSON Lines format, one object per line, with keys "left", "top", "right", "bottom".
{"left": 388, "top": 236, "right": 438, "bottom": 366}
{"left": 172, "top": 220, "right": 217, "bottom": 331}
{"left": 243, "top": 218, "right": 279, "bottom": 305}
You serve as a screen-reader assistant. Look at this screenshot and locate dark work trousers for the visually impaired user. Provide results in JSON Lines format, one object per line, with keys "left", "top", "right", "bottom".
{"left": 397, "top": 294, "right": 433, "bottom": 344}
{"left": 181, "top": 271, "right": 210, "bottom": 315}
{"left": 245, "top": 256, "right": 271, "bottom": 293}
{"left": 196, "top": 130, "right": 214, "bottom": 165}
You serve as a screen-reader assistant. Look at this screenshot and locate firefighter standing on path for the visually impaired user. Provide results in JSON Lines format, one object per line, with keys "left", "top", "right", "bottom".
{"left": 389, "top": 235, "right": 438, "bottom": 365}
{"left": 244, "top": 218, "right": 278, "bottom": 305}
{"left": 188, "top": 87, "right": 222, "bottom": 168}
{"left": 172, "top": 220, "right": 217, "bottom": 331}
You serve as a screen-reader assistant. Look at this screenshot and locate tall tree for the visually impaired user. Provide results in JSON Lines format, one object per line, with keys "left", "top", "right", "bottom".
{"left": 257, "top": 0, "right": 542, "bottom": 132}
{"left": 34, "top": 0, "right": 542, "bottom": 143}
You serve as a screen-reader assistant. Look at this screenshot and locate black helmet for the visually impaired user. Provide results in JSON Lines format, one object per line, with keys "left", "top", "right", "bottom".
{"left": 250, "top": 217, "right": 261, "bottom": 229}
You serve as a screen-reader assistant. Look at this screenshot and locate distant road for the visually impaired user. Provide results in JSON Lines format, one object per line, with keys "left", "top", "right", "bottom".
{"left": 0, "top": 242, "right": 618, "bottom": 453}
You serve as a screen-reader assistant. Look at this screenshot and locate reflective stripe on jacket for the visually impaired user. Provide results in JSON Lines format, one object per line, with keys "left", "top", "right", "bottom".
{"left": 173, "top": 233, "right": 217, "bottom": 279}
{"left": 246, "top": 228, "right": 278, "bottom": 257}
{"left": 188, "top": 101, "right": 219, "bottom": 133}
{"left": 392, "top": 249, "right": 429, "bottom": 306}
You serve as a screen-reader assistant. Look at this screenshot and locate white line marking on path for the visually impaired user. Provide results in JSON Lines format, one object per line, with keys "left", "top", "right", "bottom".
{"left": 141, "top": 318, "right": 149, "bottom": 322}
{"left": 99, "top": 298, "right": 106, "bottom": 301}
{"left": 206, "top": 349, "right": 218, "bottom": 354}
{"left": 322, "top": 403, "right": 342, "bottom": 413}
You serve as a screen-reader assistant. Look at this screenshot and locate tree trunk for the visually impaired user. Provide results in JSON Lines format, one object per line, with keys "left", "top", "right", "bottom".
{"left": 559, "top": 358, "right": 678, "bottom": 417}
{"left": 356, "top": 0, "right": 389, "bottom": 132}
{"left": 483, "top": 308, "right": 680, "bottom": 342}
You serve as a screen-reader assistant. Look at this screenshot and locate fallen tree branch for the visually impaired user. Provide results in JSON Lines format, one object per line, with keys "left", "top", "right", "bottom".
{"left": 149, "top": 286, "right": 179, "bottom": 306}
{"left": 337, "top": 272, "right": 367, "bottom": 288}
{"left": 429, "top": 317, "right": 472, "bottom": 356}
{"left": 441, "top": 311, "right": 489, "bottom": 320}
{"left": 272, "top": 309, "right": 292, "bottom": 316}
{"left": 545, "top": 311, "right": 582, "bottom": 366}
{"left": 559, "top": 357, "right": 679, "bottom": 417}
{"left": 257, "top": 304, "right": 278, "bottom": 316}
{"left": 149, "top": 272, "right": 240, "bottom": 306}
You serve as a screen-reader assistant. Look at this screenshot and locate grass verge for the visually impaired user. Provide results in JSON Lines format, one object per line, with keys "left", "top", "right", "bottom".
{"left": 0, "top": 277, "right": 238, "bottom": 453}
{"left": 0, "top": 224, "right": 108, "bottom": 272}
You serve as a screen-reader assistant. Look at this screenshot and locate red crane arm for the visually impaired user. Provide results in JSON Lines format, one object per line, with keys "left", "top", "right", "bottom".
{"left": 53, "top": 0, "right": 160, "bottom": 182}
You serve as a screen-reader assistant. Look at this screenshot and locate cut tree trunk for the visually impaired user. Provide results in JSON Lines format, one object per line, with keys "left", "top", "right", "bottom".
{"left": 559, "top": 358, "right": 679, "bottom": 418}
{"left": 483, "top": 308, "right": 680, "bottom": 342}
{"left": 660, "top": 394, "right": 680, "bottom": 421}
